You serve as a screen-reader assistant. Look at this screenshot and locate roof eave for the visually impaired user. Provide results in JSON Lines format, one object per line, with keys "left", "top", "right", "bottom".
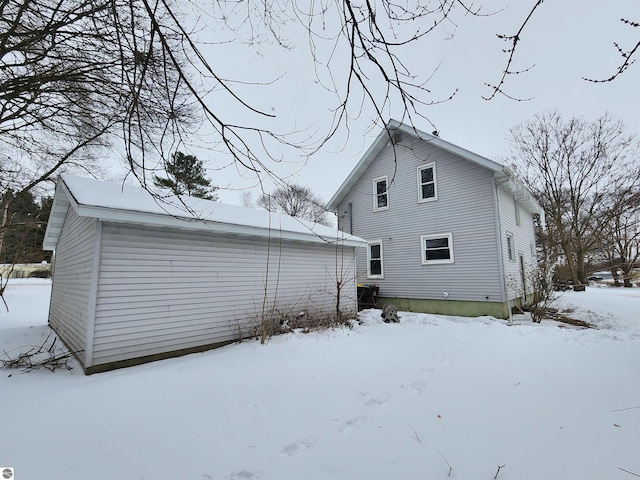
{"left": 327, "top": 119, "right": 507, "bottom": 211}
{"left": 499, "top": 167, "right": 545, "bottom": 216}
{"left": 45, "top": 175, "right": 368, "bottom": 251}
{"left": 327, "top": 126, "right": 396, "bottom": 211}
{"left": 42, "top": 179, "right": 77, "bottom": 250}
{"left": 328, "top": 119, "right": 543, "bottom": 218}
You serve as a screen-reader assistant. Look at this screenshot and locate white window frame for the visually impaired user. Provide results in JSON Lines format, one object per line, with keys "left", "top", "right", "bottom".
{"left": 417, "top": 163, "right": 437, "bottom": 203}
{"left": 420, "top": 233, "right": 454, "bottom": 265}
{"left": 373, "top": 176, "right": 389, "bottom": 212}
{"left": 367, "top": 240, "right": 384, "bottom": 279}
{"left": 506, "top": 232, "right": 515, "bottom": 262}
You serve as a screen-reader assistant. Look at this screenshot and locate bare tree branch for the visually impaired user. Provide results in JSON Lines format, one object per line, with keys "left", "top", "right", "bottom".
{"left": 506, "top": 112, "right": 640, "bottom": 285}
{"left": 584, "top": 17, "right": 640, "bottom": 82}
{"left": 483, "top": 0, "right": 543, "bottom": 101}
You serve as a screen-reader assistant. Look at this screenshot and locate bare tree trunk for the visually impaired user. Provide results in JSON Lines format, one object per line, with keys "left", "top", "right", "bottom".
{"left": 621, "top": 265, "right": 633, "bottom": 287}
{"left": 0, "top": 202, "right": 9, "bottom": 259}
{"left": 576, "top": 253, "right": 587, "bottom": 285}
{"left": 560, "top": 240, "right": 581, "bottom": 286}
{"left": 611, "top": 267, "right": 621, "bottom": 286}
{"left": 335, "top": 280, "right": 342, "bottom": 323}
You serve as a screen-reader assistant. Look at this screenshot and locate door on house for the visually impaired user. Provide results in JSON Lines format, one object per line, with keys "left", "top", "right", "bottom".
{"left": 519, "top": 254, "right": 527, "bottom": 304}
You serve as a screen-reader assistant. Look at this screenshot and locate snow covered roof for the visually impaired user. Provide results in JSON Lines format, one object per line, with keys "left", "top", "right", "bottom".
{"left": 43, "top": 174, "right": 366, "bottom": 250}
{"left": 326, "top": 119, "right": 544, "bottom": 216}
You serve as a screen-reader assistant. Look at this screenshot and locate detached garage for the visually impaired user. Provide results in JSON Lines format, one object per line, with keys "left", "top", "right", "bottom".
{"left": 43, "top": 175, "right": 365, "bottom": 374}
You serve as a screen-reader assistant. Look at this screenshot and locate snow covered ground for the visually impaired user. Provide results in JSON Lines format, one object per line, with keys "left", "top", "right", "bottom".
{"left": 1, "top": 280, "right": 639, "bottom": 480}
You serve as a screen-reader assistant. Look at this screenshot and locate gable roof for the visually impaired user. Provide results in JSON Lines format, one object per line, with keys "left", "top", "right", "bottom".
{"left": 43, "top": 174, "right": 366, "bottom": 251}
{"left": 326, "top": 119, "right": 543, "bottom": 216}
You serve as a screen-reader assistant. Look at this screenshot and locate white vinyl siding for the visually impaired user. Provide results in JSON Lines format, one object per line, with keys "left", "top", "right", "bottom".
{"left": 338, "top": 135, "right": 504, "bottom": 302}
{"left": 48, "top": 207, "right": 96, "bottom": 364}
{"left": 373, "top": 176, "right": 389, "bottom": 211}
{"left": 91, "top": 223, "right": 357, "bottom": 365}
{"left": 417, "top": 163, "right": 437, "bottom": 202}
{"left": 421, "top": 233, "right": 454, "bottom": 264}
{"left": 367, "top": 240, "right": 384, "bottom": 278}
{"left": 497, "top": 186, "right": 538, "bottom": 300}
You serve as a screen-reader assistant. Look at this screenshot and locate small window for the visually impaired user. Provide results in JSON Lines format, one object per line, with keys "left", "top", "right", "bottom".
{"left": 530, "top": 242, "right": 535, "bottom": 257}
{"left": 367, "top": 241, "right": 384, "bottom": 278}
{"left": 514, "top": 198, "right": 521, "bottom": 226}
{"left": 421, "top": 233, "right": 454, "bottom": 264}
{"left": 417, "top": 163, "right": 437, "bottom": 202}
{"left": 373, "top": 176, "right": 389, "bottom": 211}
{"left": 506, "top": 232, "right": 515, "bottom": 262}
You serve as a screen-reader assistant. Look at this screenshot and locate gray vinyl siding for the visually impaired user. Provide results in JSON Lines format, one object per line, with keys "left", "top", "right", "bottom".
{"left": 497, "top": 186, "right": 538, "bottom": 299}
{"left": 48, "top": 207, "right": 96, "bottom": 364}
{"left": 337, "top": 135, "right": 504, "bottom": 302}
{"left": 92, "top": 223, "right": 356, "bottom": 365}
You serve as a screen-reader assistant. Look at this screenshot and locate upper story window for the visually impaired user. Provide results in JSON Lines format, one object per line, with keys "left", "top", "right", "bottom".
{"left": 367, "top": 240, "right": 384, "bottom": 278}
{"left": 373, "top": 176, "right": 389, "bottom": 211}
{"left": 417, "top": 163, "right": 437, "bottom": 202}
{"left": 421, "top": 233, "right": 454, "bottom": 264}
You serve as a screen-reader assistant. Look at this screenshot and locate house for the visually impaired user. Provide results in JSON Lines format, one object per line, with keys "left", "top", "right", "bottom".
{"left": 43, "top": 174, "right": 365, "bottom": 373}
{"left": 327, "top": 120, "right": 544, "bottom": 319}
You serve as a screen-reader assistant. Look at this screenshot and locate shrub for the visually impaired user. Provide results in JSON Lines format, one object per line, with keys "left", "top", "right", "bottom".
{"left": 29, "top": 269, "right": 51, "bottom": 278}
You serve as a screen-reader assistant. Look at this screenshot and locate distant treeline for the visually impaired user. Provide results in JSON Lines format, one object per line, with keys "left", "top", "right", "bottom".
{"left": 0, "top": 190, "right": 52, "bottom": 264}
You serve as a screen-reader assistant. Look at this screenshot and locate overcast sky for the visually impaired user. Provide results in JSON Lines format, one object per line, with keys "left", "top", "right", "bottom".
{"left": 118, "top": 1, "right": 640, "bottom": 207}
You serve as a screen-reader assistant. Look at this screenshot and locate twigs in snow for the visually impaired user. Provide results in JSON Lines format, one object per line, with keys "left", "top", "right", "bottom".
{"left": 1, "top": 332, "right": 78, "bottom": 373}
{"left": 495, "top": 464, "right": 506, "bottom": 479}
{"left": 436, "top": 449, "right": 453, "bottom": 477}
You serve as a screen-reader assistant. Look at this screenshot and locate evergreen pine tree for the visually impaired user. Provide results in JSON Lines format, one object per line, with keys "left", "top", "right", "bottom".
{"left": 153, "top": 151, "right": 218, "bottom": 200}
{"left": 0, "top": 191, "right": 52, "bottom": 264}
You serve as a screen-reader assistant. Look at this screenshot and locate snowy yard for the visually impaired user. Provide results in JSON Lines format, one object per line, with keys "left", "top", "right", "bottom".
{"left": 1, "top": 280, "right": 639, "bottom": 480}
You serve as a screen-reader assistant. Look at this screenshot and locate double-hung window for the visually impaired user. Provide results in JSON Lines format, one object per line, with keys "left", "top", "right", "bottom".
{"left": 417, "top": 163, "right": 437, "bottom": 202}
{"left": 373, "top": 176, "right": 389, "bottom": 211}
{"left": 421, "top": 234, "right": 454, "bottom": 264}
{"left": 367, "top": 241, "right": 384, "bottom": 278}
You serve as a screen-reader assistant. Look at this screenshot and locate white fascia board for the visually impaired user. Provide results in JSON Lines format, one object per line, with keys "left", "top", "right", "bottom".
{"left": 327, "top": 119, "right": 506, "bottom": 211}
{"left": 326, "top": 128, "right": 392, "bottom": 211}
{"left": 328, "top": 119, "right": 544, "bottom": 223}
{"left": 393, "top": 120, "right": 505, "bottom": 174}
{"left": 77, "top": 204, "right": 366, "bottom": 248}
{"left": 42, "top": 180, "right": 77, "bottom": 250}
{"left": 393, "top": 122, "right": 543, "bottom": 216}
{"left": 500, "top": 167, "right": 544, "bottom": 217}
{"left": 45, "top": 175, "right": 366, "bottom": 250}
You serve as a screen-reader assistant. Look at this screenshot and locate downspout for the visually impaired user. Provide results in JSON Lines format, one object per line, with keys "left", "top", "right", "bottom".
{"left": 348, "top": 203, "right": 353, "bottom": 235}
{"left": 492, "top": 176, "right": 513, "bottom": 323}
